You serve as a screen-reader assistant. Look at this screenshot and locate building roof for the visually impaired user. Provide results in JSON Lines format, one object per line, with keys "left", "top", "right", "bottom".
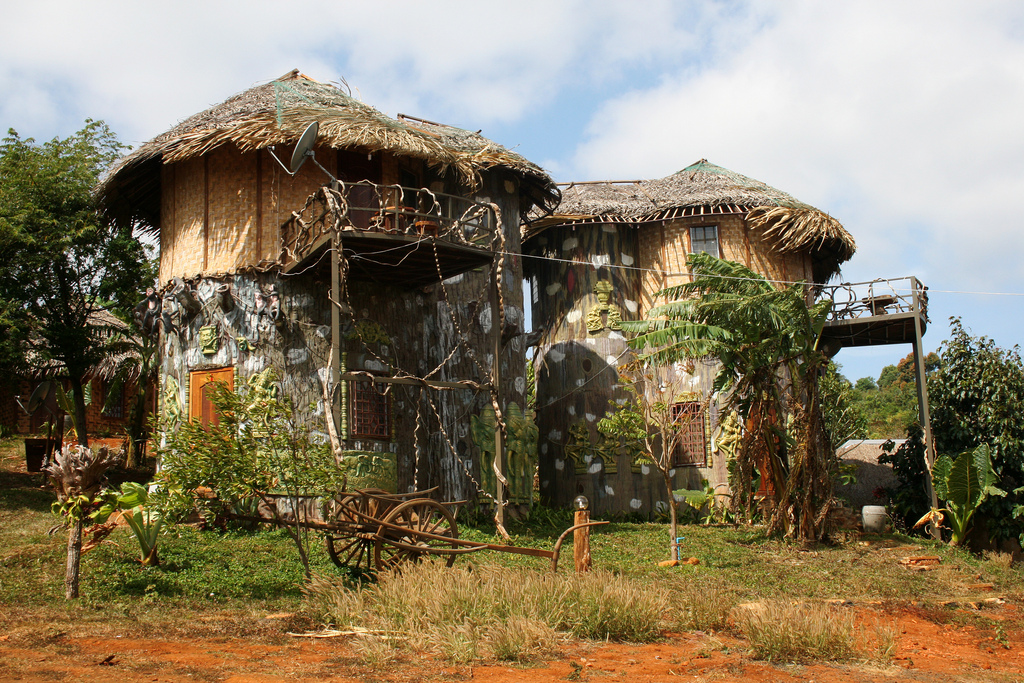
{"left": 98, "top": 70, "right": 559, "bottom": 233}
{"left": 527, "top": 159, "right": 856, "bottom": 281}
{"left": 26, "top": 308, "right": 134, "bottom": 382}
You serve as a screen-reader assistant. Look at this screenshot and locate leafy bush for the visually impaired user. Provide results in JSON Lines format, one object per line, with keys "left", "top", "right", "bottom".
{"left": 925, "top": 443, "right": 1005, "bottom": 544}
{"left": 155, "top": 373, "right": 389, "bottom": 577}
{"left": 929, "top": 318, "right": 1024, "bottom": 542}
{"left": 879, "top": 424, "right": 930, "bottom": 532}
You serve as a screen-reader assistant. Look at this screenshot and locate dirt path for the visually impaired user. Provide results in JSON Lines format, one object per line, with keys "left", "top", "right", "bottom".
{"left": 3, "top": 604, "right": 1022, "bottom": 682}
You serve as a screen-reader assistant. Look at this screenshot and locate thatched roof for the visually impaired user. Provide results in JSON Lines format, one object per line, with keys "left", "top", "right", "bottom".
{"left": 99, "top": 70, "right": 559, "bottom": 233}
{"left": 26, "top": 309, "right": 134, "bottom": 382}
{"left": 527, "top": 159, "right": 855, "bottom": 281}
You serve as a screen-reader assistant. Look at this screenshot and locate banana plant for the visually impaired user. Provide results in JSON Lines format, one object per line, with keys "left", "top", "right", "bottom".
{"left": 95, "top": 481, "right": 163, "bottom": 566}
{"left": 673, "top": 478, "right": 717, "bottom": 524}
{"left": 915, "top": 443, "right": 1005, "bottom": 545}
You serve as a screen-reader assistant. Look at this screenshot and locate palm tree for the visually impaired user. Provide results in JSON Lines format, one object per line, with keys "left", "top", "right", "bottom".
{"left": 621, "top": 253, "right": 836, "bottom": 542}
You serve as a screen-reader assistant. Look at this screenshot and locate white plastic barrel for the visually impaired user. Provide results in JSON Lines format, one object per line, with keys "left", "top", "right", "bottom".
{"left": 861, "top": 505, "right": 888, "bottom": 533}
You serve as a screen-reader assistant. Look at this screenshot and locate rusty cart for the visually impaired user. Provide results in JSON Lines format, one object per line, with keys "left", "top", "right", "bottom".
{"left": 320, "top": 488, "right": 604, "bottom": 573}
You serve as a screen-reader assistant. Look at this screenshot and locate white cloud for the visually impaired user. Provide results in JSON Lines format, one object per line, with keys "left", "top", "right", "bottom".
{"left": 568, "top": 2, "right": 1024, "bottom": 296}
{"left": 3, "top": 0, "right": 1022, "bottom": 380}
{"left": 0, "top": 1, "right": 712, "bottom": 142}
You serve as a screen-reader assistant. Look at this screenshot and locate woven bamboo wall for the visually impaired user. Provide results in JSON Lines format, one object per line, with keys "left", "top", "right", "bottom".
{"left": 637, "top": 214, "right": 813, "bottom": 315}
{"left": 158, "top": 145, "right": 406, "bottom": 282}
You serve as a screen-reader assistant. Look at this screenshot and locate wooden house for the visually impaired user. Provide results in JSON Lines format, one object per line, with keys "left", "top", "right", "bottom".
{"left": 523, "top": 160, "right": 858, "bottom": 515}
{"left": 98, "top": 70, "right": 558, "bottom": 507}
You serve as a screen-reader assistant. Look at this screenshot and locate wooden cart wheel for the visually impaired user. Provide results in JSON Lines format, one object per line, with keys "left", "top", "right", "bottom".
{"left": 373, "top": 498, "right": 459, "bottom": 572}
{"left": 324, "top": 490, "right": 388, "bottom": 574}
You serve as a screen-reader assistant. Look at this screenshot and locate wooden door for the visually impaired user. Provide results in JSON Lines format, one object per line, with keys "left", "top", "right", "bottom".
{"left": 189, "top": 367, "right": 234, "bottom": 429}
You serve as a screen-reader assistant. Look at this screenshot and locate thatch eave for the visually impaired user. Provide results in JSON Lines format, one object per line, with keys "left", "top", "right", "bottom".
{"left": 98, "top": 70, "right": 559, "bottom": 233}
{"left": 522, "top": 160, "right": 856, "bottom": 282}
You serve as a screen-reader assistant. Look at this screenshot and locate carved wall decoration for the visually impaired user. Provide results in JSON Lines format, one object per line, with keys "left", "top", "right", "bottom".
{"left": 563, "top": 421, "right": 593, "bottom": 474}
{"left": 470, "top": 402, "right": 538, "bottom": 503}
{"left": 163, "top": 375, "right": 182, "bottom": 429}
{"left": 585, "top": 280, "right": 623, "bottom": 334}
{"left": 199, "top": 325, "right": 219, "bottom": 355}
{"left": 347, "top": 319, "right": 392, "bottom": 345}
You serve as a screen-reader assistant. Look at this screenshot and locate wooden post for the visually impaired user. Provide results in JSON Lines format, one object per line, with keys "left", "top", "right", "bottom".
{"left": 490, "top": 263, "right": 507, "bottom": 534}
{"left": 911, "top": 277, "right": 940, "bottom": 540}
{"left": 330, "top": 226, "right": 343, "bottom": 441}
{"left": 574, "top": 509, "right": 592, "bottom": 572}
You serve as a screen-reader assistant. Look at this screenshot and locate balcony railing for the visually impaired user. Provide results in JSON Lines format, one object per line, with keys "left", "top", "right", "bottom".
{"left": 282, "top": 181, "right": 499, "bottom": 267}
{"left": 820, "top": 276, "right": 928, "bottom": 324}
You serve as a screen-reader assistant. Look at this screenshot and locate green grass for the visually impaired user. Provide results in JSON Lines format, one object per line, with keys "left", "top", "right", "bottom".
{"left": 2, "top": 435, "right": 1022, "bottom": 652}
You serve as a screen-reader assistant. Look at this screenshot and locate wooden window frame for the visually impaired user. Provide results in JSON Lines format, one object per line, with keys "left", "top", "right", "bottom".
{"left": 670, "top": 401, "right": 708, "bottom": 467}
{"left": 688, "top": 224, "right": 720, "bottom": 257}
{"left": 349, "top": 376, "right": 391, "bottom": 440}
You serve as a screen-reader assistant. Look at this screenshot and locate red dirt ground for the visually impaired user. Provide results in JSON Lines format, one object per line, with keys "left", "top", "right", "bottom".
{"left": 3, "top": 603, "right": 1022, "bottom": 682}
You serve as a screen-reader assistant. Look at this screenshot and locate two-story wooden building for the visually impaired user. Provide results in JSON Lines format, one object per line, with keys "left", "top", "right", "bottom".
{"left": 98, "top": 70, "right": 558, "bottom": 507}
{"left": 523, "top": 160, "right": 857, "bottom": 515}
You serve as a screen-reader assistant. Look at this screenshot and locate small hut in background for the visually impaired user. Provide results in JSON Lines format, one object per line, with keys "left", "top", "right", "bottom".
{"left": 99, "top": 70, "right": 558, "bottom": 508}
{"left": 523, "top": 160, "right": 856, "bottom": 516}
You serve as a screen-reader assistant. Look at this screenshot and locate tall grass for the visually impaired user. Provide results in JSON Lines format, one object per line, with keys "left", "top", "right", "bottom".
{"left": 304, "top": 561, "right": 665, "bottom": 662}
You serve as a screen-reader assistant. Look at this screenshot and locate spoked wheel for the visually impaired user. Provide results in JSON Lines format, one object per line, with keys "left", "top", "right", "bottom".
{"left": 324, "top": 490, "right": 389, "bottom": 574}
{"left": 373, "top": 498, "right": 459, "bottom": 572}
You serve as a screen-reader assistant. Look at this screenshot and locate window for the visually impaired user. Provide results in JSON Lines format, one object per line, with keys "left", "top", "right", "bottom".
{"left": 102, "top": 380, "right": 124, "bottom": 419}
{"left": 671, "top": 401, "right": 707, "bottom": 467}
{"left": 350, "top": 378, "right": 390, "bottom": 439}
{"left": 689, "top": 225, "right": 719, "bottom": 257}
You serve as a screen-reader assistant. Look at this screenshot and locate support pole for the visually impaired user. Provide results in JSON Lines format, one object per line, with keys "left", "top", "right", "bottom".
{"left": 911, "top": 277, "right": 940, "bottom": 539}
{"left": 490, "top": 264, "right": 507, "bottom": 534}
{"left": 330, "top": 227, "right": 343, "bottom": 442}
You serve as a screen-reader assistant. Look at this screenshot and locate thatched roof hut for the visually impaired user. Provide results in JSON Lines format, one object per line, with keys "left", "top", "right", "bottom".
{"left": 99, "top": 69, "right": 559, "bottom": 234}
{"left": 528, "top": 159, "right": 855, "bottom": 281}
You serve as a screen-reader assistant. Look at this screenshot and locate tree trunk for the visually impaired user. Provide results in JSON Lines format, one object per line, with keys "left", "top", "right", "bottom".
{"left": 69, "top": 375, "right": 89, "bottom": 447}
{"left": 665, "top": 471, "right": 679, "bottom": 561}
{"left": 65, "top": 518, "right": 83, "bottom": 599}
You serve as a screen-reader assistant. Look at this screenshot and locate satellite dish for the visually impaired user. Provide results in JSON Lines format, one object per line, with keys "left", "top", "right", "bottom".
{"left": 289, "top": 121, "right": 319, "bottom": 174}
{"left": 27, "top": 381, "right": 55, "bottom": 414}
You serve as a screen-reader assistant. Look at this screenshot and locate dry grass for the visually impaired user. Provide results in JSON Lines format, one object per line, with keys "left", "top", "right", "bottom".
{"left": 734, "top": 601, "right": 897, "bottom": 664}
{"left": 665, "top": 576, "right": 736, "bottom": 632}
{"left": 304, "top": 561, "right": 664, "bottom": 663}
{"left": 984, "top": 551, "right": 1015, "bottom": 570}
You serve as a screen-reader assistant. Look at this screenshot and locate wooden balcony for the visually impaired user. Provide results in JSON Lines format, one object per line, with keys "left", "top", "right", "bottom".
{"left": 819, "top": 276, "right": 928, "bottom": 351}
{"left": 281, "top": 182, "right": 499, "bottom": 287}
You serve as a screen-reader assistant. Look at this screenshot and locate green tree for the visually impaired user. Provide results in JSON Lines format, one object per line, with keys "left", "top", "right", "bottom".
{"left": 928, "top": 318, "right": 1024, "bottom": 541}
{"left": 849, "top": 351, "right": 938, "bottom": 439}
{"left": 819, "top": 361, "right": 867, "bottom": 450}
{"left": 597, "top": 362, "right": 701, "bottom": 558}
{"left": 622, "top": 253, "right": 837, "bottom": 542}
{"left": 0, "top": 121, "right": 153, "bottom": 445}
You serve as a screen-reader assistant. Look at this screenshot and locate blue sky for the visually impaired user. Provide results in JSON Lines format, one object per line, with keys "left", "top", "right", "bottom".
{"left": 3, "top": 0, "right": 1023, "bottom": 383}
